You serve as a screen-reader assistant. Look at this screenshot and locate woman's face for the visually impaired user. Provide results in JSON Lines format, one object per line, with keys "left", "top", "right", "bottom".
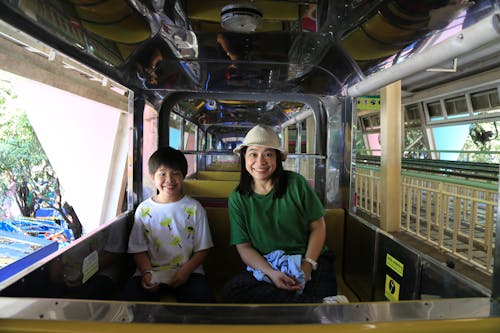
{"left": 244, "top": 145, "right": 277, "bottom": 182}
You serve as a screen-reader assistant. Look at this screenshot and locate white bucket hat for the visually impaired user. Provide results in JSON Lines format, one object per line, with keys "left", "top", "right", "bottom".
{"left": 233, "top": 125, "right": 288, "bottom": 161}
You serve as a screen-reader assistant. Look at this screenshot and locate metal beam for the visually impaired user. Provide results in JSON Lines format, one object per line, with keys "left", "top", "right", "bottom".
{"left": 347, "top": 12, "right": 500, "bottom": 97}
{"left": 0, "top": 31, "right": 127, "bottom": 112}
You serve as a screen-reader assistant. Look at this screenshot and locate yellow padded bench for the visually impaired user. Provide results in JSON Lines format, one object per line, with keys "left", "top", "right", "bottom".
{"left": 204, "top": 207, "right": 244, "bottom": 297}
{"left": 195, "top": 171, "right": 240, "bottom": 181}
{"left": 183, "top": 179, "right": 238, "bottom": 199}
{"left": 324, "top": 209, "right": 358, "bottom": 301}
{"left": 206, "top": 162, "right": 240, "bottom": 171}
{"left": 324, "top": 209, "right": 345, "bottom": 276}
{"left": 201, "top": 207, "right": 357, "bottom": 302}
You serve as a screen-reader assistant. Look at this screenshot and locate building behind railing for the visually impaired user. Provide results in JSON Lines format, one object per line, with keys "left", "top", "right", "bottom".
{"left": 354, "top": 160, "right": 498, "bottom": 275}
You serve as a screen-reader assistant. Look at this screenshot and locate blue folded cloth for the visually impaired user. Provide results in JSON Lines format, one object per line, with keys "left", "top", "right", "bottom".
{"left": 247, "top": 250, "right": 306, "bottom": 294}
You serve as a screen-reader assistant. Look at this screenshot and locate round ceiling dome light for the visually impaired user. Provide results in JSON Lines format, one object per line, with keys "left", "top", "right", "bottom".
{"left": 220, "top": 3, "right": 262, "bottom": 33}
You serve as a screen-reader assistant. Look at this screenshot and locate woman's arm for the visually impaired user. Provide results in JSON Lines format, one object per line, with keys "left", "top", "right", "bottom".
{"left": 301, "top": 216, "right": 326, "bottom": 281}
{"left": 236, "top": 242, "right": 302, "bottom": 291}
{"left": 170, "top": 248, "right": 210, "bottom": 287}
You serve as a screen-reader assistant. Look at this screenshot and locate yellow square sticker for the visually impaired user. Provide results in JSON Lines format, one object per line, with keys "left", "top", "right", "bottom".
{"left": 385, "top": 275, "right": 400, "bottom": 301}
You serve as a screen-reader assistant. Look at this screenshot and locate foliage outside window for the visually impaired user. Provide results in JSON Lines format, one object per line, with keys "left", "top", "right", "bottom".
{"left": 0, "top": 83, "right": 81, "bottom": 239}
{"left": 459, "top": 122, "right": 500, "bottom": 163}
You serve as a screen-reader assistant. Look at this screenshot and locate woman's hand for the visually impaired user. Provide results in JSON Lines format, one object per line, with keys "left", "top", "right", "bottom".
{"left": 301, "top": 217, "right": 325, "bottom": 284}
{"left": 236, "top": 243, "right": 302, "bottom": 290}
{"left": 301, "top": 262, "right": 313, "bottom": 283}
{"left": 267, "top": 270, "right": 302, "bottom": 291}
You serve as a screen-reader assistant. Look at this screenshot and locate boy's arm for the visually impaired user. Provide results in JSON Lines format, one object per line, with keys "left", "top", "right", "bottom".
{"left": 169, "top": 248, "right": 210, "bottom": 287}
{"left": 133, "top": 251, "right": 159, "bottom": 289}
{"left": 133, "top": 251, "right": 153, "bottom": 273}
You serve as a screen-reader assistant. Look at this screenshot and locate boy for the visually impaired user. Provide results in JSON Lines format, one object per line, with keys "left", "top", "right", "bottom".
{"left": 123, "top": 147, "right": 214, "bottom": 302}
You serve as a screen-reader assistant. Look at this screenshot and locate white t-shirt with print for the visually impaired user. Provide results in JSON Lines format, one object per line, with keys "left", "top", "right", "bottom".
{"left": 128, "top": 195, "right": 213, "bottom": 284}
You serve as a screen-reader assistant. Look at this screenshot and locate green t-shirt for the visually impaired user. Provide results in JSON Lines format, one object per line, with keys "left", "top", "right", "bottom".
{"left": 228, "top": 171, "right": 325, "bottom": 255}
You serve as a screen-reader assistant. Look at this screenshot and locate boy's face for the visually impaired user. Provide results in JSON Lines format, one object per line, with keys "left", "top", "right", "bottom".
{"left": 152, "top": 165, "right": 184, "bottom": 203}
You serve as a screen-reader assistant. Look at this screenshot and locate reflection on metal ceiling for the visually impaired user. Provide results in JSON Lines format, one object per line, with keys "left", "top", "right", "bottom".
{"left": 2, "top": 7, "right": 500, "bottom": 283}
{"left": 0, "top": 1, "right": 498, "bottom": 110}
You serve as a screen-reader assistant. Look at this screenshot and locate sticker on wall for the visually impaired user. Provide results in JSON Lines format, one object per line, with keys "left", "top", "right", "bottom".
{"left": 357, "top": 95, "right": 380, "bottom": 111}
{"left": 82, "top": 250, "right": 99, "bottom": 284}
{"left": 386, "top": 253, "right": 404, "bottom": 277}
{"left": 385, "top": 274, "right": 400, "bottom": 301}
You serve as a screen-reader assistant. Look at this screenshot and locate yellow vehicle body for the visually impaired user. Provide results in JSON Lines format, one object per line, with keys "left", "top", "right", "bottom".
{"left": 0, "top": 1, "right": 499, "bottom": 332}
{"left": 1, "top": 319, "right": 500, "bottom": 333}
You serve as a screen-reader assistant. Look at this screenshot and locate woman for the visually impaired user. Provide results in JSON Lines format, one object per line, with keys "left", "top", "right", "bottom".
{"left": 222, "top": 125, "right": 337, "bottom": 303}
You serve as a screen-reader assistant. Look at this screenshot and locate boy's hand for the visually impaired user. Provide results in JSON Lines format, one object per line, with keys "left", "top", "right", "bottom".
{"left": 169, "top": 266, "right": 190, "bottom": 288}
{"left": 141, "top": 272, "right": 160, "bottom": 292}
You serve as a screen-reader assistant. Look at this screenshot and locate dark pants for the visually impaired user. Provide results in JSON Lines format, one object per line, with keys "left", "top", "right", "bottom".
{"left": 71, "top": 275, "right": 116, "bottom": 300}
{"left": 121, "top": 273, "right": 215, "bottom": 303}
{"left": 221, "top": 251, "right": 337, "bottom": 303}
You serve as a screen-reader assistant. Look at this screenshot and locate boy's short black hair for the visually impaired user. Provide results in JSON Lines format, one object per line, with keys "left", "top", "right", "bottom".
{"left": 148, "top": 146, "right": 188, "bottom": 177}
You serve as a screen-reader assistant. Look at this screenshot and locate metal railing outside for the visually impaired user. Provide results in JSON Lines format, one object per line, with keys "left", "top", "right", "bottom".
{"left": 355, "top": 164, "right": 497, "bottom": 274}
{"left": 354, "top": 165, "right": 380, "bottom": 217}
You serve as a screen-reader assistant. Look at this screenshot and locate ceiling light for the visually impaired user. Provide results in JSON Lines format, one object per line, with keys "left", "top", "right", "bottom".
{"left": 220, "top": 3, "right": 262, "bottom": 33}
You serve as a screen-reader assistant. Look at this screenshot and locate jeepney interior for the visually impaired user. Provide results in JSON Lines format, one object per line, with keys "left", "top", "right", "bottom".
{"left": 0, "top": 0, "right": 499, "bottom": 327}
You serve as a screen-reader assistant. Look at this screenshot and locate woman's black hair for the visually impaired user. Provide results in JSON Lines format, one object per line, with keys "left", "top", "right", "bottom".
{"left": 148, "top": 146, "right": 188, "bottom": 177}
{"left": 236, "top": 146, "right": 288, "bottom": 198}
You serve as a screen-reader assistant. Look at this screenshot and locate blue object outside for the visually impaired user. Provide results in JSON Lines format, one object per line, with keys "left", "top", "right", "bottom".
{"left": 0, "top": 230, "right": 58, "bottom": 282}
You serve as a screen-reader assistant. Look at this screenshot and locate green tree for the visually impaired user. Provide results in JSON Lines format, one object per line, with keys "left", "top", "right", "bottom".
{"left": 404, "top": 128, "right": 429, "bottom": 159}
{"left": 0, "top": 82, "right": 82, "bottom": 238}
{"left": 0, "top": 83, "right": 47, "bottom": 217}
{"left": 459, "top": 122, "right": 500, "bottom": 163}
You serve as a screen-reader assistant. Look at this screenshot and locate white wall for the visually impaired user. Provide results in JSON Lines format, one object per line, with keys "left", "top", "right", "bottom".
{"left": 12, "top": 77, "right": 126, "bottom": 232}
